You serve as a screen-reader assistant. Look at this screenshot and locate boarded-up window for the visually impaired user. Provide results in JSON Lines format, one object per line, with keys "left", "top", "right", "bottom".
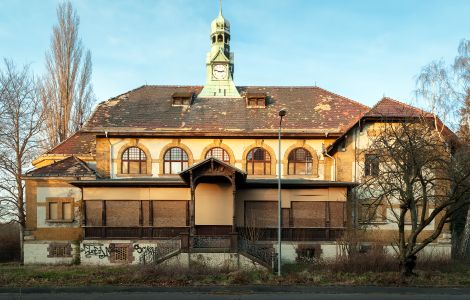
{"left": 49, "top": 202, "right": 58, "bottom": 220}
{"left": 329, "top": 202, "right": 345, "bottom": 227}
{"left": 282, "top": 208, "right": 290, "bottom": 228}
{"left": 62, "top": 203, "right": 72, "bottom": 220}
{"left": 46, "top": 198, "right": 73, "bottom": 221}
{"left": 153, "top": 201, "right": 187, "bottom": 227}
{"left": 85, "top": 201, "right": 102, "bottom": 226}
{"left": 142, "top": 201, "right": 150, "bottom": 226}
{"left": 106, "top": 201, "right": 140, "bottom": 227}
{"left": 245, "top": 201, "right": 277, "bottom": 228}
{"left": 292, "top": 201, "right": 326, "bottom": 227}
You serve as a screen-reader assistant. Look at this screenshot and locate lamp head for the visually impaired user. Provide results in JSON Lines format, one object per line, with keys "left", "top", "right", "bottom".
{"left": 278, "top": 109, "right": 287, "bottom": 117}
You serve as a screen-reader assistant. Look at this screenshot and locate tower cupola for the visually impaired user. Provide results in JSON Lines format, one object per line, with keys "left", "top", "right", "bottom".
{"left": 198, "top": 0, "right": 240, "bottom": 99}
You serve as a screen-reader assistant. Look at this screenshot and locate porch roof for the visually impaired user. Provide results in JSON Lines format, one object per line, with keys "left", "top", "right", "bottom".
{"left": 179, "top": 157, "right": 247, "bottom": 184}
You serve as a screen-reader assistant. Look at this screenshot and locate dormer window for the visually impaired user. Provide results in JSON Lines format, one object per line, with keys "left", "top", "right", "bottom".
{"left": 246, "top": 93, "right": 267, "bottom": 108}
{"left": 172, "top": 92, "right": 193, "bottom": 106}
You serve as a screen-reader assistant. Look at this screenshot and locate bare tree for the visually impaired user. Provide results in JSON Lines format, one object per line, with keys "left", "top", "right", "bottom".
{"left": 0, "top": 59, "right": 45, "bottom": 263}
{"left": 357, "top": 117, "right": 470, "bottom": 276}
{"left": 417, "top": 39, "right": 470, "bottom": 260}
{"left": 39, "top": 1, "right": 94, "bottom": 148}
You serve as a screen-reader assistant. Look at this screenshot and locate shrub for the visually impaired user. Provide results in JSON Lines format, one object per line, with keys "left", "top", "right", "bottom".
{"left": 0, "top": 223, "right": 20, "bottom": 262}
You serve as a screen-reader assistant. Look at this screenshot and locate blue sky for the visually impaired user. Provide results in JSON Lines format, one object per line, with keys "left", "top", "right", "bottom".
{"left": 0, "top": 0, "right": 469, "bottom": 108}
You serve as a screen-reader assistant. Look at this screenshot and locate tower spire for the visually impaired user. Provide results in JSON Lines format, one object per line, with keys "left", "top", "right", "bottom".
{"left": 219, "top": 0, "right": 223, "bottom": 16}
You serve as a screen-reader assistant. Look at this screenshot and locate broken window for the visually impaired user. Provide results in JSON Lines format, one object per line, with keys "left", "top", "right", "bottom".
{"left": 364, "top": 154, "right": 379, "bottom": 176}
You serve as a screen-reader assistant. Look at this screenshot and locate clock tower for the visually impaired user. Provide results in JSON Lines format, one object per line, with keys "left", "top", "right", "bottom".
{"left": 198, "top": 1, "right": 241, "bottom": 98}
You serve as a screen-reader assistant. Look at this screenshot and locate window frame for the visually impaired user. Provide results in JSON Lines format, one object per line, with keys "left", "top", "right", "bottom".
{"left": 287, "top": 148, "right": 313, "bottom": 175}
{"left": 205, "top": 147, "right": 230, "bottom": 163}
{"left": 163, "top": 147, "right": 189, "bottom": 175}
{"left": 121, "top": 146, "right": 147, "bottom": 175}
{"left": 246, "top": 147, "right": 271, "bottom": 175}
{"left": 46, "top": 197, "right": 74, "bottom": 223}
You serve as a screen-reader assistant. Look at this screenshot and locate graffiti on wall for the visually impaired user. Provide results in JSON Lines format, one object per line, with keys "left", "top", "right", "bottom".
{"left": 134, "top": 244, "right": 160, "bottom": 264}
{"left": 80, "top": 243, "right": 116, "bottom": 259}
{"left": 80, "top": 242, "right": 179, "bottom": 263}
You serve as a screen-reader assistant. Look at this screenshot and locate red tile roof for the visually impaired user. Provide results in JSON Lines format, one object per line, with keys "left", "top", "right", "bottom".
{"left": 24, "top": 156, "right": 97, "bottom": 178}
{"left": 46, "top": 131, "right": 96, "bottom": 155}
{"left": 364, "top": 97, "right": 432, "bottom": 118}
{"left": 83, "top": 85, "right": 370, "bottom": 136}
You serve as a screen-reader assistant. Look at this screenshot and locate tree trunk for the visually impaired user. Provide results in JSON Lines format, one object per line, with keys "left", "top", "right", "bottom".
{"left": 401, "top": 254, "right": 417, "bottom": 276}
{"left": 459, "top": 206, "right": 470, "bottom": 260}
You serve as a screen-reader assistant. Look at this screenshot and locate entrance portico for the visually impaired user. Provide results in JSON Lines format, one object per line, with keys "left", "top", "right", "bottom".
{"left": 179, "top": 158, "right": 246, "bottom": 240}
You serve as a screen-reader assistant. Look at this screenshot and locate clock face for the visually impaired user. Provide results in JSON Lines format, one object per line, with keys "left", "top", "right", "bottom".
{"left": 212, "top": 64, "right": 228, "bottom": 80}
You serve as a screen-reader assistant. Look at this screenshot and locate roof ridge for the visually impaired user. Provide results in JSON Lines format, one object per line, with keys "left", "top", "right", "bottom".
{"left": 72, "top": 155, "right": 97, "bottom": 175}
{"left": 380, "top": 96, "right": 426, "bottom": 113}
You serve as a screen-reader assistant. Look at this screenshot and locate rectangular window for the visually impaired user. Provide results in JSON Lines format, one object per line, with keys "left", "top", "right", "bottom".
{"left": 62, "top": 202, "right": 72, "bottom": 220}
{"left": 49, "top": 202, "right": 59, "bottom": 220}
{"left": 106, "top": 201, "right": 140, "bottom": 227}
{"left": 85, "top": 201, "right": 103, "bottom": 226}
{"left": 404, "top": 205, "right": 426, "bottom": 225}
{"left": 329, "top": 202, "right": 346, "bottom": 228}
{"left": 47, "top": 243, "right": 72, "bottom": 258}
{"left": 359, "top": 201, "right": 386, "bottom": 223}
{"left": 46, "top": 198, "right": 74, "bottom": 222}
{"left": 246, "top": 94, "right": 267, "bottom": 107}
{"left": 172, "top": 92, "right": 193, "bottom": 106}
{"left": 365, "top": 154, "right": 379, "bottom": 176}
{"left": 245, "top": 201, "right": 277, "bottom": 228}
{"left": 292, "top": 201, "right": 326, "bottom": 227}
{"left": 153, "top": 201, "right": 187, "bottom": 227}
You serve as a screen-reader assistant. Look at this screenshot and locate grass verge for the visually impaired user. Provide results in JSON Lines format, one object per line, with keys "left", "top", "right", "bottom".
{"left": 1, "top": 260, "right": 470, "bottom": 288}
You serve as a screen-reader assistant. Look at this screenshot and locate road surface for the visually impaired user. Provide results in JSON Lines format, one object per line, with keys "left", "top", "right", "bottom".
{"left": 1, "top": 286, "right": 470, "bottom": 299}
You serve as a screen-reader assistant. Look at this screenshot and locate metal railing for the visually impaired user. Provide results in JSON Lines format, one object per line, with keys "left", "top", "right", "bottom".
{"left": 137, "top": 236, "right": 181, "bottom": 265}
{"left": 238, "top": 237, "right": 277, "bottom": 271}
{"left": 191, "top": 235, "right": 231, "bottom": 249}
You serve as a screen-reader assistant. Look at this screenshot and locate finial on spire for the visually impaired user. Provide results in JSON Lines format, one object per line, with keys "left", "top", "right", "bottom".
{"left": 219, "top": 0, "right": 223, "bottom": 15}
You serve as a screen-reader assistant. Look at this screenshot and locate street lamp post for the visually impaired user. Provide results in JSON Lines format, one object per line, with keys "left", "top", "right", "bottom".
{"left": 277, "top": 109, "right": 286, "bottom": 276}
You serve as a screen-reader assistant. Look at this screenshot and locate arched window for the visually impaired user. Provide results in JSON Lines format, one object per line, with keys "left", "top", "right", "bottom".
{"left": 205, "top": 147, "right": 230, "bottom": 163}
{"left": 288, "top": 148, "right": 313, "bottom": 175}
{"left": 163, "top": 147, "right": 189, "bottom": 174}
{"left": 212, "top": 35, "right": 216, "bottom": 44}
{"left": 121, "top": 147, "right": 147, "bottom": 174}
{"left": 246, "top": 148, "right": 271, "bottom": 175}
{"left": 217, "top": 34, "right": 223, "bottom": 43}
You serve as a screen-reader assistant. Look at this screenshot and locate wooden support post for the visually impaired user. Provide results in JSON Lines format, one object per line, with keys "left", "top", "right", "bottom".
{"left": 102, "top": 200, "right": 106, "bottom": 238}
{"left": 231, "top": 173, "right": 237, "bottom": 233}
{"left": 326, "top": 201, "right": 331, "bottom": 240}
{"left": 190, "top": 171, "right": 196, "bottom": 237}
{"left": 139, "top": 200, "right": 143, "bottom": 238}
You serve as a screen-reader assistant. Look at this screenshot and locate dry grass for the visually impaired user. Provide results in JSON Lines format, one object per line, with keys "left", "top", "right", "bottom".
{"left": 1, "top": 253, "right": 470, "bottom": 288}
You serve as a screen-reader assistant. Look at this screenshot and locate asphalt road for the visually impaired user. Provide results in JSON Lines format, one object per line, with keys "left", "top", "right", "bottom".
{"left": 2, "top": 286, "right": 470, "bottom": 300}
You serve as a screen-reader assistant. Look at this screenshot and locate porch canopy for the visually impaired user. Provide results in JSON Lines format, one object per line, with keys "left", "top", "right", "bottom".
{"left": 179, "top": 157, "right": 247, "bottom": 186}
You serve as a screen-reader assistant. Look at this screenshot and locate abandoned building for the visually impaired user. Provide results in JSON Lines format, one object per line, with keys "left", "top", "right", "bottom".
{"left": 22, "top": 6, "right": 451, "bottom": 267}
